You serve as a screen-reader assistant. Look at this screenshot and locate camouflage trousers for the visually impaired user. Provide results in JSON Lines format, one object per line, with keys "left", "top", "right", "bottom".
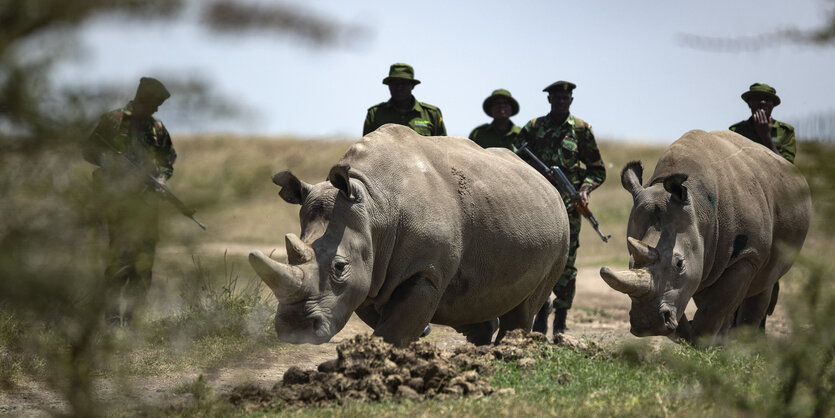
{"left": 552, "top": 210, "right": 582, "bottom": 309}
{"left": 101, "top": 188, "right": 160, "bottom": 326}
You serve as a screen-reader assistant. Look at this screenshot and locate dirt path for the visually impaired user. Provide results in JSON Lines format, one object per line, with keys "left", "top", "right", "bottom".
{"left": 0, "top": 267, "right": 789, "bottom": 416}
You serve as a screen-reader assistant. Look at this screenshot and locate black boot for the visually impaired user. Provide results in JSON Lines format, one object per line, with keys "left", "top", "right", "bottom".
{"left": 532, "top": 302, "right": 552, "bottom": 334}
{"left": 553, "top": 308, "right": 567, "bottom": 334}
{"left": 420, "top": 324, "right": 432, "bottom": 338}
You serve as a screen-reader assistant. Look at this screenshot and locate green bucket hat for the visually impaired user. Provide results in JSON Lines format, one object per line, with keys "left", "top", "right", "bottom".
{"left": 741, "top": 82, "right": 780, "bottom": 106}
{"left": 382, "top": 63, "right": 421, "bottom": 85}
{"left": 482, "top": 89, "right": 519, "bottom": 116}
{"left": 135, "top": 77, "right": 171, "bottom": 105}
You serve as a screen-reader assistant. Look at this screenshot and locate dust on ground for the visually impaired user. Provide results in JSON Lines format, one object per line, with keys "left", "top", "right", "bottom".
{"left": 0, "top": 268, "right": 790, "bottom": 416}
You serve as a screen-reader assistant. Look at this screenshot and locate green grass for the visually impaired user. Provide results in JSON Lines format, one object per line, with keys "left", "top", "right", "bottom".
{"left": 168, "top": 340, "right": 775, "bottom": 417}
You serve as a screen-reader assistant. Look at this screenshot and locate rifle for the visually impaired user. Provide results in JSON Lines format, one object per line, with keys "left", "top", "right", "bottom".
{"left": 144, "top": 174, "right": 207, "bottom": 230}
{"left": 92, "top": 135, "right": 207, "bottom": 231}
{"left": 515, "top": 142, "right": 610, "bottom": 242}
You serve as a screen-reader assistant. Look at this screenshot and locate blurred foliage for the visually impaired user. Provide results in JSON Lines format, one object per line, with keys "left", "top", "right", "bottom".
{"left": 203, "top": 1, "right": 371, "bottom": 47}
{"left": 800, "top": 141, "right": 835, "bottom": 231}
{"left": 0, "top": 1, "right": 367, "bottom": 416}
{"left": 678, "top": 0, "right": 835, "bottom": 51}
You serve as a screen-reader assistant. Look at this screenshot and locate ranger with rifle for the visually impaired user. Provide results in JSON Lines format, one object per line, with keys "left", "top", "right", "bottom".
{"left": 83, "top": 77, "right": 201, "bottom": 326}
{"left": 516, "top": 142, "right": 609, "bottom": 242}
{"left": 515, "top": 80, "right": 607, "bottom": 337}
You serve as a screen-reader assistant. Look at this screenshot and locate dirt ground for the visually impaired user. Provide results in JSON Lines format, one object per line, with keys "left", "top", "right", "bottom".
{"left": 0, "top": 267, "right": 789, "bottom": 416}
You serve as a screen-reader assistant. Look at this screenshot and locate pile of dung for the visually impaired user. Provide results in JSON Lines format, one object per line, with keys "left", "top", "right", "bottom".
{"left": 227, "top": 329, "right": 554, "bottom": 408}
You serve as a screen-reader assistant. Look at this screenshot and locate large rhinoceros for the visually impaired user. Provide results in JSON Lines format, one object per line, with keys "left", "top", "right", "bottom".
{"left": 250, "top": 124, "right": 569, "bottom": 347}
{"left": 600, "top": 129, "right": 810, "bottom": 345}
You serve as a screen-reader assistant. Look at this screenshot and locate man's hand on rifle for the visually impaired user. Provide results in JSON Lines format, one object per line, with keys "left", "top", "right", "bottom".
{"left": 577, "top": 185, "right": 592, "bottom": 209}
{"left": 150, "top": 176, "right": 166, "bottom": 193}
{"left": 579, "top": 189, "right": 589, "bottom": 207}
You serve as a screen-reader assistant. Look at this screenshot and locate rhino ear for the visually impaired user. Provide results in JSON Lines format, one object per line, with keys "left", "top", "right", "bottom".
{"left": 663, "top": 173, "right": 689, "bottom": 204}
{"left": 272, "top": 170, "right": 312, "bottom": 205}
{"left": 328, "top": 164, "right": 356, "bottom": 201}
{"left": 621, "top": 161, "right": 644, "bottom": 198}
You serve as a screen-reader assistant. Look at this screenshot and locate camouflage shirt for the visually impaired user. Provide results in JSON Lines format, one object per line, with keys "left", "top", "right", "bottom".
{"left": 729, "top": 118, "right": 796, "bottom": 164}
{"left": 83, "top": 101, "right": 176, "bottom": 180}
{"left": 468, "top": 121, "right": 521, "bottom": 150}
{"left": 363, "top": 96, "right": 446, "bottom": 136}
{"left": 515, "top": 113, "right": 606, "bottom": 196}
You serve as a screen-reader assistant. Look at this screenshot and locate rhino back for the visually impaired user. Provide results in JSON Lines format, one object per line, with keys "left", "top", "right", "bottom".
{"left": 650, "top": 129, "right": 810, "bottom": 286}
{"left": 344, "top": 124, "right": 569, "bottom": 323}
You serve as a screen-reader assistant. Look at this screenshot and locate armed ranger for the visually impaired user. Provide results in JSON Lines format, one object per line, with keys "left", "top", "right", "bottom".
{"left": 515, "top": 142, "right": 610, "bottom": 242}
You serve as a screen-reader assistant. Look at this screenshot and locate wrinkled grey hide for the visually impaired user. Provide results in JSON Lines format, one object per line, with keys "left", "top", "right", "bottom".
{"left": 250, "top": 124, "right": 569, "bottom": 347}
{"left": 600, "top": 130, "right": 810, "bottom": 345}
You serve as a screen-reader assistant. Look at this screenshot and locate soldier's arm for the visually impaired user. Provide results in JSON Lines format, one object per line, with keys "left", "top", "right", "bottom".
{"left": 363, "top": 108, "right": 376, "bottom": 136}
{"left": 152, "top": 121, "right": 176, "bottom": 180}
{"left": 82, "top": 113, "right": 118, "bottom": 166}
{"left": 578, "top": 125, "right": 606, "bottom": 194}
{"left": 468, "top": 126, "right": 479, "bottom": 141}
{"left": 778, "top": 125, "right": 797, "bottom": 164}
{"left": 513, "top": 120, "right": 534, "bottom": 150}
{"left": 433, "top": 108, "right": 447, "bottom": 136}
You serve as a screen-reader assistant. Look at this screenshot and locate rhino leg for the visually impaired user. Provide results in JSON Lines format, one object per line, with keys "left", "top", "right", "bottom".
{"left": 454, "top": 319, "right": 499, "bottom": 346}
{"left": 692, "top": 260, "right": 758, "bottom": 345}
{"left": 494, "top": 271, "right": 560, "bottom": 343}
{"left": 734, "top": 286, "right": 773, "bottom": 330}
{"left": 355, "top": 304, "right": 380, "bottom": 329}
{"left": 373, "top": 275, "right": 441, "bottom": 347}
{"left": 672, "top": 314, "right": 694, "bottom": 343}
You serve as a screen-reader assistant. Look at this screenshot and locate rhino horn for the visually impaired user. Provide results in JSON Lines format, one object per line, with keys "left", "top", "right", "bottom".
{"left": 599, "top": 266, "right": 652, "bottom": 297}
{"left": 285, "top": 233, "right": 314, "bottom": 264}
{"left": 249, "top": 250, "right": 308, "bottom": 303}
{"left": 627, "top": 237, "right": 660, "bottom": 267}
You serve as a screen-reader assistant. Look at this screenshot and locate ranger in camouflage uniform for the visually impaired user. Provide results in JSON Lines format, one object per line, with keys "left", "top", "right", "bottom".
{"left": 729, "top": 82, "right": 795, "bottom": 327}
{"left": 729, "top": 82, "right": 796, "bottom": 164}
{"left": 83, "top": 77, "right": 176, "bottom": 326}
{"left": 363, "top": 63, "right": 446, "bottom": 137}
{"left": 468, "top": 89, "right": 521, "bottom": 150}
{"left": 514, "top": 80, "right": 606, "bottom": 336}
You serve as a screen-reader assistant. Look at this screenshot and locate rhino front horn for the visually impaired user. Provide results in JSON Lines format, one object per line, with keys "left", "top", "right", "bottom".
{"left": 249, "top": 250, "right": 308, "bottom": 303}
{"left": 599, "top": 266, "right": 651, "bottom": 297}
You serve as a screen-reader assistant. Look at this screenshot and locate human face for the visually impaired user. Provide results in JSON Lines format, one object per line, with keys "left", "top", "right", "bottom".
{"left": 489, "top": 98, "right": 513, "bottom": 120}
{"left": 388, "top": 80, "right": 415, "bottom": 102}
{"left": 746, "top": 95, "right": 775, "bottom": 119}
{"left": 548, "top": 90, "right": 573, "bottom": 115}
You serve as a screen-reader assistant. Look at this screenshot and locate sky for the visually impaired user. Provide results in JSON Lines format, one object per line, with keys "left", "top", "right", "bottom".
{"left": 57, "top": 0, "right": 835, "bottom": 143}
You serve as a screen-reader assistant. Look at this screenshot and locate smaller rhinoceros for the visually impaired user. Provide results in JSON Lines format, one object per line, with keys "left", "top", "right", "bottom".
{"left": 250, "top": 124, "right": 569, "bottom": 347}
{"left": 600, "top": 130, "right": 810, "bottom": 345}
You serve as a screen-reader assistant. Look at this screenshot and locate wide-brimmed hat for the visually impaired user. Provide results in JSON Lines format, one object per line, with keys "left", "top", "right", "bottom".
{"left": 543, "top": 80, "right": 576, "bottom": 93}
{"left": 135, "top": 77, "right": 170, "bottom": 105}
{"left": 741, "top": 82, "right": 780, "bottom": 106}
{"left": 382, "top": 63, "right": 421, "bottom": 85}
{"left": 482, "top": 89, "right": 519, "bottom": 116}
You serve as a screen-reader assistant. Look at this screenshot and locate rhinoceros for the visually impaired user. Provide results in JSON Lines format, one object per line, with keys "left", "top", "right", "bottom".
{"left": 600, "top": 129, "right": 810, "bottom": 345}
{"left": 249, "top": 124, "right": 569, "bottom": 347}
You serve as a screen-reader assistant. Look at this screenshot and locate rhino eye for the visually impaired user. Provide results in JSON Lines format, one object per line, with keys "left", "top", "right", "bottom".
{"left": 674, "top": 255, "right": 686, "bottom": 274}
{"left": 331, "top": 259, "right": 350, "bottom": 283}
